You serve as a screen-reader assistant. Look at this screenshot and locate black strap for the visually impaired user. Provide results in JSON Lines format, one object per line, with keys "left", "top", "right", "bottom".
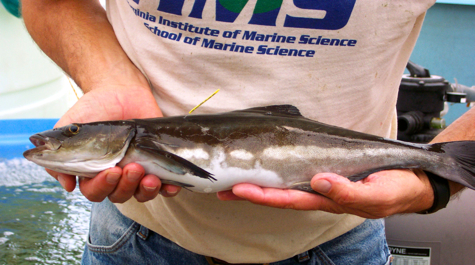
{"left": 418, "top": 171, "right": 451, "bottom": 214}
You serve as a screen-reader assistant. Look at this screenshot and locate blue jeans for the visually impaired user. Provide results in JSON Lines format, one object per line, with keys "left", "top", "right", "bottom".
{"left": 82, "top": 199, "right": 391, "bottom": 265}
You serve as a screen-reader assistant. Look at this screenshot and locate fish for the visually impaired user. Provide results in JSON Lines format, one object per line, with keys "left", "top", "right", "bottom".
{"left": 23, "top": 105, "right": 475, "bottom": 193}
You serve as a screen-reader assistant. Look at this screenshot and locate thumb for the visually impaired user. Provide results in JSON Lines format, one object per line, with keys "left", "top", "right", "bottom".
{"left": 311, "top": 173, "right": 359, "bottom": 205}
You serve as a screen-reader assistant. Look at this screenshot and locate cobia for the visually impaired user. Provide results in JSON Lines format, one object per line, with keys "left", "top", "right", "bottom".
{"left": 23, "top": 105, "right": 475, "bottom": 193}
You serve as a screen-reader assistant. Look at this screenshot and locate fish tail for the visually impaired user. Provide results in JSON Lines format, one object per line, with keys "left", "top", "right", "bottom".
{"left": 428, "top": 141, "right": 475, "bottom": 190}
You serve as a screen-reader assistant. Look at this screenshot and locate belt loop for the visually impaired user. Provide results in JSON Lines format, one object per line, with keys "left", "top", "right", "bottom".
{"left": 296, "top": 251, "right": 311, "bottom": 262}
{"left": 205, "top": 256, "right": 269, "bottom": 265}
{"left": 136, "top": 225, "right": 149, "bottom": 241}
{"left": 205, "top": 256, "right": 217, "bottom": 265}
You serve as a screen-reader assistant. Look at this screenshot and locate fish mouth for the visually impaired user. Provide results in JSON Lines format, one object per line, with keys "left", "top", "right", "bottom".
{"left": 27, "top": 134, "right": 62, "bottom": 153}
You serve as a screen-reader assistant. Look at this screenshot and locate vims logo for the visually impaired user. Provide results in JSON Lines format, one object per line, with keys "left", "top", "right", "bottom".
{"left": 132, "top": 0, "right": 356, "bottom": 30}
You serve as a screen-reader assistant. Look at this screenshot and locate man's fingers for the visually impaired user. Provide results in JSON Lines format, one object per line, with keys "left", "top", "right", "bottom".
{"left": 78, "top": 167, "right": 123, "bottom": 202}
{"left": 217, "top": 190, "right": 245, "bottom": 201}
{"left": 48, "top": 162, "right": 180, "bottom": 203}
{"left": 107, "top": 164, "right": 146, "bottom": 203}
{"left": 311, "top": 173, "right": 362, "bottom": 206}
{"left": 159, "top": 184, "right": 182, "bottom": 197}
{"left": 231, "top": 183, "right": 328, "bottom": 210}
{"left": 134, "top": 174, "right": 162, "bottom": 202}
{"left": 310, "top": 171, "right": 415, "bottom": 218}
{"left": 45, "top": 169, "right": 77, "bottom": 192}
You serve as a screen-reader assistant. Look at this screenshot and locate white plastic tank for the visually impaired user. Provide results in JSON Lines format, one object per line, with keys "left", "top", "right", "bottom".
{"left": 0, "top": 4, "right": 74, "bottom": 119}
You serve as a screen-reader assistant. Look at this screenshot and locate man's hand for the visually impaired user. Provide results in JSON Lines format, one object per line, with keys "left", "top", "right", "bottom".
{"left": 218, "top": 169, "right": 434, "bottom": 219}
{"left": 48, "top": 87, "right": 181, "bottom": 203}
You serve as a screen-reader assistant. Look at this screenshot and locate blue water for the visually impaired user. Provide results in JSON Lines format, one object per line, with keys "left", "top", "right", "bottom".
{"left": 0, "top": 159, "right": 91, "bottom": 264}
{"left": 0, "top": 120, "right": 91, "bottom": 264}
{"left": 0, "top": 119, "right": 59, "bottom": 160}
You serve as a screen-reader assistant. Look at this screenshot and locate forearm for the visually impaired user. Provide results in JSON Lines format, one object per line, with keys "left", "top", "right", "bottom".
{"left": 430, "top": 107, "right": 475, "bottom": 195}
{"left": 22, "top": 0, "right": 148, "bottom": 92}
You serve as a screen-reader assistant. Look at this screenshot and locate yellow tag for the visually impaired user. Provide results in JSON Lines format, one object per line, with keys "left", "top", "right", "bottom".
{"left": 188, "top": 89, "right": 220, "bottom": 114}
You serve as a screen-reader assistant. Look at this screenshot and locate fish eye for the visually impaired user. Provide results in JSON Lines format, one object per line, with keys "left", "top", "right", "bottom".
{"left": 68, "top": 124, "right": 80, "bottom": 134}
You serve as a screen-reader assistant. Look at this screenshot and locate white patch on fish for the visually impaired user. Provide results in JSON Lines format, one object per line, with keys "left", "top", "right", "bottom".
{"left": 185, "top": 148, "right": 284, "bottom": 192}
{"left": 176, "top": 148, "right": 210, "bottom": 160}
{"left": 229, "top": 150, "right": 254, "bottom": 160}
{"left": 282, "top": 126, "right": 308, "bottom": 134}
{"left": 262, "top": 146, "right": 413, "bottom": 161}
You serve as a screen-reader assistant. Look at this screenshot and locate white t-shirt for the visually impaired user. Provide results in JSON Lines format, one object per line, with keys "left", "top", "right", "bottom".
{"left": 107, "top": 0, "right": 435, "bottom": 262}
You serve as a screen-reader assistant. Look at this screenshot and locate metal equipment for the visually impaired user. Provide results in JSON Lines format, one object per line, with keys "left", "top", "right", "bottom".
{"left": 386, "top": 62, "right": 475, "bottom": 265}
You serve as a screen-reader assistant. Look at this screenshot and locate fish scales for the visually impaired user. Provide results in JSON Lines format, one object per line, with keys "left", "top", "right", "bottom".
{"left": 23, "top": 105, "right": 475, "bottom": 193}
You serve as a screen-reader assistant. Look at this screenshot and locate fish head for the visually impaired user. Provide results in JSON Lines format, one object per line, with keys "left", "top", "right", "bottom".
{"left": 23, "top": 121, "right": 136, "bottom": 177}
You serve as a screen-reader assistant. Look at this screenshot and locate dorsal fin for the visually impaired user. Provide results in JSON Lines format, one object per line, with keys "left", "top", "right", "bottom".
{"left": 237, "top": 105, "right": 303, "bottom": 117}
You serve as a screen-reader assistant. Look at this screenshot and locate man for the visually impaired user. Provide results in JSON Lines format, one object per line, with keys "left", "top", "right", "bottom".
{"left": 22, "top": 0, "right": 470, "bottom": 264}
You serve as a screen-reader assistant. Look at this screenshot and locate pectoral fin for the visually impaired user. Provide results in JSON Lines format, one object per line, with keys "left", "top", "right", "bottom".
{"left": 161, "top": 180, "right": 195, "bottom": 189}
{"left": 135, "top": 139, "right": 216, "bottom": 182}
